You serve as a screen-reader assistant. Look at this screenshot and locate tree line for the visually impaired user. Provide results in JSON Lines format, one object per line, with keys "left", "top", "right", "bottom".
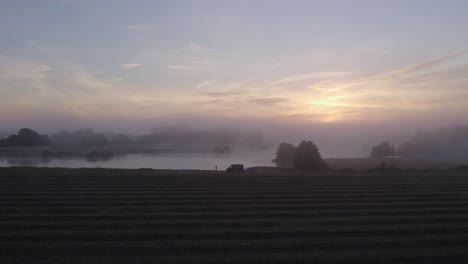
{"left": 0, "top": 127, "right": 267, "bottom": 151}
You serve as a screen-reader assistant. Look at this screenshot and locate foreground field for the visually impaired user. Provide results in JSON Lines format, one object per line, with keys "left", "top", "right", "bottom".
{"left": 1, "top": 168, "right": 468, "bottom": 263}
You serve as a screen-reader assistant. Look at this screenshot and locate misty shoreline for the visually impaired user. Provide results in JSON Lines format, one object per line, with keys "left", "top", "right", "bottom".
{"left": 0, "top": 147, "right": 464, "bottom": 171}
{"left": 2, "top": 125, "right": 468, "bottom": 170}
{"left": 0, "top": 145, "right": 275, "bottom": 170}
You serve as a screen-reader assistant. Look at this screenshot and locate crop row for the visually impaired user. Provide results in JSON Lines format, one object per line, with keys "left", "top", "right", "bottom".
{"left": 3, "top": 207, "right": 468, "bottom": 221}
{"left": 2, "top": 213, "right": 467, "bottom": 228}
{"left": 3, "top": 234, "right": 468, "bottom": 255}
{"left": 3, "top": 223, "right": 468, "bottom": 240}
{"left": 1, "top": 169, "right": 468, "bottom": 264}
{"left": 3, "top": 248, "right": 468, "bottom": 264}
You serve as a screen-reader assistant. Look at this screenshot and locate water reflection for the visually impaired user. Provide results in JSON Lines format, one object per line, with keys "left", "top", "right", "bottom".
{"left": 0, "top": 152, "right": 274, "bottom": 170}
{"left": 2, "top": 156, "right": 51, "bottom": 167}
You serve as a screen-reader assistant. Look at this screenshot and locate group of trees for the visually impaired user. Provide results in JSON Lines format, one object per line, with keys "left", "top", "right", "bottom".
{"left": 0, "top": 128, "right": 50, "bottom": 147}
{"left": 370, "top": 141, "right": 396, "bottom": 158}
{"left": 273, "top": 140, "right": 328, "bottom": 171}
{"left": 370, "top": 126, "right": 468, "bottom": 160}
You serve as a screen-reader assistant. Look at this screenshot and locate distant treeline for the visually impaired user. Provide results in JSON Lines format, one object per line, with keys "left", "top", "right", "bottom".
{"left": 0, "top": 128, "right": 50, "bottom": 147}
{"left": 0, "top": 127, "right": 267, "bottom": 151}
{"left": 371, "top": 125, "right": 468, "bottom": 160}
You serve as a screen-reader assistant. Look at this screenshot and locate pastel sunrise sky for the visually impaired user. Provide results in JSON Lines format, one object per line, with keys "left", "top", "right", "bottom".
{"left": 1, "top": 0, "right": 468, "bottom": 142}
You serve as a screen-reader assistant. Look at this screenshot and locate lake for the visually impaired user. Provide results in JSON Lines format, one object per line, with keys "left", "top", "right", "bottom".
{"left": 0, "top": 152, "right": 275, "bottom": 170}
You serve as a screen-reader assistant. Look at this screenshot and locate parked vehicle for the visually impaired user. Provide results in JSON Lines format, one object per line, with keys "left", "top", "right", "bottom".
{"left": 226, "top": 164, "right": 244, "bottom": 173}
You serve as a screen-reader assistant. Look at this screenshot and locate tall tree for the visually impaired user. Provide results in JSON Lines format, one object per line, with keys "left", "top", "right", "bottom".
{"left": 273, "top": 142, "right": 296, "bottom": 168}
{"left": 293, "top": 140, "right": 328, "bottom": 171}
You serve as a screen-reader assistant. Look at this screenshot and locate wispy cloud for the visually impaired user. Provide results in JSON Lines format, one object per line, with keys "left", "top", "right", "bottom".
{"left": 120, "top": 63, "right": 142, "bottom": 69}
{"left": 191, "top": 50, "right": 468, "bottom": 123}
{"left": 166, "top": 64, "right": 211, "bottom": 72}
{"left": 120, "top": 24, "right": 153, "bottom": 31}
{"left": 151, "top": 43, "right": 227, "bottom": 74}
{"left": 206, "top": 16, "right": 238, "bottom": 23}
{"left": 196, "top": 80, "right": 215, "bottom": 89}
{"left": 250, "top": 97, "right": 288, "bottom": 106}
{"left": 257, "top": 71, "right": 354, "bottom": 91}
{"left": 0, "top": 55, "right": 50, "bottom": 80}
{"left": 0, "top": 55, "right": 134, "bottom": 119}
{"left": 203, "top": 90, "right": 245, "bottom": 98}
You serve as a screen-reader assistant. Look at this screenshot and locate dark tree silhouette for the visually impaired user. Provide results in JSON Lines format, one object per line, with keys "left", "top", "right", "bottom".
{"left": 0, "top": 128, "right": 50, "bottom": 147}
{"left": 293, "top": 140, "right": 328, "bottom": 171}
{"left": 273, "top": 142, "right": 296, "bottom": 168}
{"left": 370, "top": 141, "right": 396, "bottom": 158}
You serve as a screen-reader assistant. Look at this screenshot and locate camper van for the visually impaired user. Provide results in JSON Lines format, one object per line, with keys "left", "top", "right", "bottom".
{"left": 226, "top": 164, "right": 244, "bottom": 173}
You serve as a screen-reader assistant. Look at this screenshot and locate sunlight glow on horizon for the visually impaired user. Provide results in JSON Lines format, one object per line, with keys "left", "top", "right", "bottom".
{"left": 0, "top": 0, "right": 468, "bottom": 131}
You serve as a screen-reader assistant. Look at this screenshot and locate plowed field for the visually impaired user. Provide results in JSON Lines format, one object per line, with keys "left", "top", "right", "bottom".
{"left": 1, "top": 168, "right": 468, "bottom": 263}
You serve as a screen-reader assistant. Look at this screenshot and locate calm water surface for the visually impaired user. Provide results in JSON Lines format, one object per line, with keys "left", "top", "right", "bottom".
{"left": 0, "top": 152, "right": 274, "bottom": 170}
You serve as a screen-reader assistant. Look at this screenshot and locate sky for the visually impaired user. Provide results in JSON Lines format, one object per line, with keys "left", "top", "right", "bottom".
{"left": 1, "top": 0, "right": 468, "bottom": 155}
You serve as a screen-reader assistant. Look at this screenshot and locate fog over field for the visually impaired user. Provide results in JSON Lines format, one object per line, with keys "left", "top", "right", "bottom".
{"left": 2, "top": 122, "right": 468, "bottom": 160}
{"left": 1, "top": 0, "right": 468, "bottom": 159}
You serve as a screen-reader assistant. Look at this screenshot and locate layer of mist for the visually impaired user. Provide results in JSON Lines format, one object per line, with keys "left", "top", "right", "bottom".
{"left": 397, "top": 126, "right": 468, "bottom": 161}
{"left": 48, "top": 126, "right": 268, "bottom": 153}
{"left": 1, "top": 123, "right": 468, "bottom": 165}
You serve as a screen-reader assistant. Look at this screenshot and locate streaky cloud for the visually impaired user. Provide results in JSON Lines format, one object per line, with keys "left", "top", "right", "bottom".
{"left": 120, "top": 63, "right": 142, "bottom": 69}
